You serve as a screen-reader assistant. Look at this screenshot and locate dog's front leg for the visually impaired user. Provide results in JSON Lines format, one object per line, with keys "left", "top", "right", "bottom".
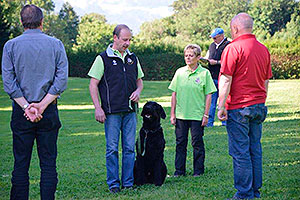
{"left": 153, "top": 159, "right": 164, "bottom": 186}
{"left": 134, "top": 155, "right": 147, "bottom": 186}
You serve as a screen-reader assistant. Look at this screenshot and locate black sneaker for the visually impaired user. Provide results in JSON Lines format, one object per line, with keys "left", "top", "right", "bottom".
{"left": 109, "top": 187, "right": 120, "bottom": 194}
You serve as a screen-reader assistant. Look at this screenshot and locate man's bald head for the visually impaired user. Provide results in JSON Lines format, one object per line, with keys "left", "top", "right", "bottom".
{"left": 230, "top": 13, "right": 253, "bottom": 39}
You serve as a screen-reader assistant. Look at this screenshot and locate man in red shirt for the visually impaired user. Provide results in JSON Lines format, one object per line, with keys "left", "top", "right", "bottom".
{"left": 218, "top": 13, "right": 272, "bottom": 199}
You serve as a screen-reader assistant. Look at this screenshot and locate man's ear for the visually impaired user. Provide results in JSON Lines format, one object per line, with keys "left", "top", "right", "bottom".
{"left": 40, "top": 19, "right": 44, "bottom": 29}
{"left": 233, "top": 24, "right": 238, "bottom": 35}
{"left": 113, "top": 35, "right": 118, "bottom": 41}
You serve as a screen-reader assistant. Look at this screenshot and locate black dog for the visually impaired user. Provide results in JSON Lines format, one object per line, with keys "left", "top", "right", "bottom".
{"left": 134, "top": 101, "right": 167, "bottom": 186}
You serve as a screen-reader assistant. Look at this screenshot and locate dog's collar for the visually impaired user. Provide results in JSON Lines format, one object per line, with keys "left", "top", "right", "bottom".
{"left": 138, "top": 126, "right": 163, "bottom": 156}
{"left": 142, "top": 126, "right": 162, "bottom": 134}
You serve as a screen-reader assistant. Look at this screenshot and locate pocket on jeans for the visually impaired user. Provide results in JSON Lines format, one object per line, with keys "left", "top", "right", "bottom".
{"left": 257, "top": 106, "right": 268, "bottom": 123}
{"left": 236, "top": 108, "right": 250, "bottom": 124}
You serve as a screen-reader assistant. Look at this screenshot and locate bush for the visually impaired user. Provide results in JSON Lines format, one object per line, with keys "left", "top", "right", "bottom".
{"left": 271, "top": 54, "right": 300, "bottom": 79}
{"left": 68, "top": 50, "right": 98, "bottom": 78}
{"left": 66, "top": 38, "right": 300, "bottom": 80}
{"left": 264, "top": 38, "right": 300, "bottom": 79}
{"left": 137, "top": 52, "right": 185, "bottom": 80}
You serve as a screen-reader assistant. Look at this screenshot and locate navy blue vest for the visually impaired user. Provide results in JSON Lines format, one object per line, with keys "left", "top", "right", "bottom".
{"left": 98, "top": 51, "right": 138, "bottom": 114}
{"left": 208, "top": 38, "right": 230, "bottom": 79}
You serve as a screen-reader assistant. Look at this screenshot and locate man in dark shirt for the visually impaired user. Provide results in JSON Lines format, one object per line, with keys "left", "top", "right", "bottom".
{"left": 205, "top": 28, "right": 230, "bottom": 127}
{"left": 2, "top": 4, "right": 68, "bottom": 200}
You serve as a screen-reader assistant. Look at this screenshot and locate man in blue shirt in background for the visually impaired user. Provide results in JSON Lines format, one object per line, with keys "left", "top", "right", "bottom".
{"left": 2, "top": 4, "right": 68, "bottom": 200}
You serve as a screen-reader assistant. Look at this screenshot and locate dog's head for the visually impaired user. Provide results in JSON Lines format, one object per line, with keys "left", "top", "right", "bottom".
{"left": 141, "top": 101, "right": 166, "bottom": 125}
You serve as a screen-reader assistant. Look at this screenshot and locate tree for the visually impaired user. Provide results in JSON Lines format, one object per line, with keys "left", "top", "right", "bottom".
{"left": 43, "top": 13, "right": 69, "bottom": 44}
{"left": 0, "top": 3, "right": 10, "bottom": 62}
{"left": 73, "top": 13, "right": 114, "bottom": 53}
{"left": 0, "top": 0, "right": 55, "bottom": 38}
{"left": 273, "top": 2, "right": 300, "bottom": 39}
{"left": 58, "top": 2, "right": 79, "bottom": 49}
{"left": 172, "top": 0, "right": 198, "bottom": 13}
{"left": 138, "top": 16, "right": 176, "bottom": 42}
{"left": 249, "top": 0, "right": 298, "bottom": 38}
{"left": 138, "top": 0, "right": 250, "bottom": 47}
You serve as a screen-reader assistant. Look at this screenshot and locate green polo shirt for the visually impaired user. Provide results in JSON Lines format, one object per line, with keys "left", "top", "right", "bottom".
{"left": 88, "top": 47, "right": 144, "bottom": 80}
{"left": 169, "top": 65, "right": 217, "bottom": 121}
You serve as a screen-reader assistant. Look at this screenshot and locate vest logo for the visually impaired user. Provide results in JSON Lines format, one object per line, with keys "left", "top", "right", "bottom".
{"left": 127, "top": 57, "right": 134, "bottom": 65}
{"left": 112, "top": 60, "right": 117, "bottom": 66}
{"left": 195, "top": 78, "right": 201, "bottom": 84}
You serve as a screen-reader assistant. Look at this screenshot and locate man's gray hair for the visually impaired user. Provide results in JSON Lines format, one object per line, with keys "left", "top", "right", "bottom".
{"left": 232, "top": 13, "right": 253, "bottom": 30}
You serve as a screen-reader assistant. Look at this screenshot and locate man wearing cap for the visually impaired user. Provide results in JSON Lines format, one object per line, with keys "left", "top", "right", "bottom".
{"left": 205, "top": 28, "right": 230, "bottom": 127}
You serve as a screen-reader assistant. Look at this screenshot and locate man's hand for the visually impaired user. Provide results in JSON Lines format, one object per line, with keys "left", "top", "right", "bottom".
{"left": 129, "top": 90, "right": 141, "bottom": 102}
{"left": 208, "top": 59, "right": 218, "bottom": 65}
{"left": 201, "top": 116, "right": 208, "bottom": 126}
{"left": 170, "top": 115, "right": 176, "bottom": 126}
{"left": 218, "top": 109, "right": 228, "bottom": 121}
{"left": 95, "top": 108, "right": 106, "bottom": 123}
{"left": 24, "top": 106, "right": 42, "bottom": 122}
{"left": 28, "top": 103, "right": 47, "bottom": 115}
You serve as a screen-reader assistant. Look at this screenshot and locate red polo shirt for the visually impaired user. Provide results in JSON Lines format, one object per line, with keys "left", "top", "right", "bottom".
{"left": 220, "top": 34, "right": 272, "bottom": 110}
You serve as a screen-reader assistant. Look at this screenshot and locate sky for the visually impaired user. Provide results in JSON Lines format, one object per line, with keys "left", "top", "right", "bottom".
{"left": 53, "top": 0, "right": 175, "bottom": 35}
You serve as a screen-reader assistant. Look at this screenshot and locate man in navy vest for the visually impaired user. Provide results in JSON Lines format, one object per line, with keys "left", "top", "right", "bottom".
{"left": 88, "top": 24, "right": 144, "bottom": 193}
{"left": 205, "top": 28, "right": 230, "bottom": 127}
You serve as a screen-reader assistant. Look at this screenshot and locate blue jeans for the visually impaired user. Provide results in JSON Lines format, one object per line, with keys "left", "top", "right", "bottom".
{"left": 227, "top": 103, "right": 267, "bottom": 199}
{"left": 10, "top": 102, "right": 61, "bottom": 200}
{"left": 104, "top": 112, "right": 136, "bottom": 189}
{"left": 208, "top": 79, "right": 226, "bottom": 127}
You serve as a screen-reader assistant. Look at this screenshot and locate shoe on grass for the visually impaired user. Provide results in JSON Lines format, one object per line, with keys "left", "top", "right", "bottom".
{"left": 109, "top": 187, "right": 120, "bottom": 194}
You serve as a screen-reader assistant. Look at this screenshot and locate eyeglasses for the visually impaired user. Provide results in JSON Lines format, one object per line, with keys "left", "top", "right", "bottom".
{"left": 213, "top": 35, "right": 221, "bottom": 40}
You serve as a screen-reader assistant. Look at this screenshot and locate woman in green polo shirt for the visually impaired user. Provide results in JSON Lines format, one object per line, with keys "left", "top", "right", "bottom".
{"left": 169, "top": 44, "right": 217, "bottom": 176}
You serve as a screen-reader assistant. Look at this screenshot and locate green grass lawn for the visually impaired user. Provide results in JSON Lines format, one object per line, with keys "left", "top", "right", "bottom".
{"left": 0, "top": 78, "right": 299, "bottom": 199}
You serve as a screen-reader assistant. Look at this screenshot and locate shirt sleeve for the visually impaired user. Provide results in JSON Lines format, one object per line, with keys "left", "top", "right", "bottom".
{"left": 220, "top": 45, "right": 238, "bottom": 76}
{"left": 205, "top": 70, "right": 217, "bottom": 95}
{"left": 168, "top": 70, "right": 178, "bottom": 92}
{"left": 88, "top": 55, "right": 104, "bottom": 80}
{"left": 1, "top": 42, "right": 23, "bottom": 99}
{"left": 265, "top": 50, "right": 273, "bottom": 80}
{"left": 136, "top": 57, "right": 144, "bottom": 79}
{"left": 48, "top": 40, "right": 69, "bottom": 95}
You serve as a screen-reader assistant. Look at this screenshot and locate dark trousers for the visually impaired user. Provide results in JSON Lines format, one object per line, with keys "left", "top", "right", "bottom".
{"left": 10, "top": 102, "right": 61, "bottom": 200}
{"left": 174, "top": 119, "right": 205, "bottom": 176}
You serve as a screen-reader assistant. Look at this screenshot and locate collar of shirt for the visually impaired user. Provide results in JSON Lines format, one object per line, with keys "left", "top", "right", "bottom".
{"left": 23, "top": 29, "right": 43, "bottom": 34}
{"left": 106, "top": 43, "right": 133, "bottom": 60}
{"left": 215, "top": 37, "right": 226, "bottom": 49}
{"left": 232, "top": 34, "right": 256, "bottom": 43}
{"left": 185, "top": 65, "right": 200, "bottom": 75}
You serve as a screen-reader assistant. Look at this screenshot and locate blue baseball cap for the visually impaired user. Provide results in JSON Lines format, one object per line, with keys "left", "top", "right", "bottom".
{"left": 210, "top": 28, "right": 224, "bottom": 38}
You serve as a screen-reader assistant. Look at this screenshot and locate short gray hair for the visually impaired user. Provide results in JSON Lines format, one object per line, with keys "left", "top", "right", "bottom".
{"left": 231, "top": 13, "right": 253, "bottom": 30}
{"left": 184, "top": 44, "right": 202, "bottom": 57}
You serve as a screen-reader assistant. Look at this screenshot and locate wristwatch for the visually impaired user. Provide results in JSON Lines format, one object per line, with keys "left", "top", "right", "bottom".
{"left": 22, "top": 103, "right": 29, "bottom": 111}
